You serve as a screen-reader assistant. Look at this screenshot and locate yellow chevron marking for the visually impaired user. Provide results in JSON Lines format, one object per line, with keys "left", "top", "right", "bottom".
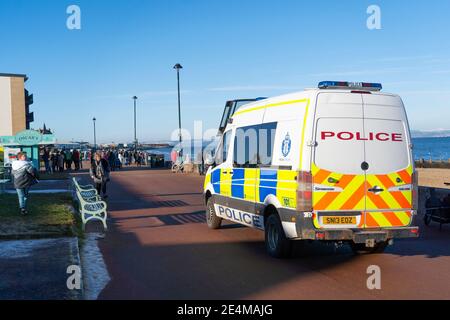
{"left": 387, "top": 172, "right": 402, "bottom": 185}
{"left": 366, "top": 175, "right": 402, "bottom": 210}
{"left": 311, "top": 164, "right": 321, "bottom": 176}
{"left": 369, "top": 212, "right": 393, "bottom": 227}
{"left": 396, "top": 211, "right": 412, "bottom": 226}
{"left": 328, "top": 175, "right": 365, "bottom": 210}
{"left": 406, "top": 166, "right": 413, "bottom": 175}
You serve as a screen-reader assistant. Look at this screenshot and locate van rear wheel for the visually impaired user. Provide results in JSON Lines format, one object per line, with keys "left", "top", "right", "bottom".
{"left": 206, "top": 198, "right": 222, "bottom": 229}
{"left": 351, "top": 241, "right": 388, "bottom": 254}
{"left": 265, "top": 214, "right": 292, "bottom": 259}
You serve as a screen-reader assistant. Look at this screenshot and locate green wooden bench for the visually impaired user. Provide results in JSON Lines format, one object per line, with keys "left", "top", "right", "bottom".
{"left": 72, "top": 177, "right": 108, "bottom": 231}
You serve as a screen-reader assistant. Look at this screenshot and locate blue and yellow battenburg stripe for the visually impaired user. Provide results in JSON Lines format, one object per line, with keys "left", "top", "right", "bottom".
{"left": 208, "top": 168, "right": 297, "bottom": 209}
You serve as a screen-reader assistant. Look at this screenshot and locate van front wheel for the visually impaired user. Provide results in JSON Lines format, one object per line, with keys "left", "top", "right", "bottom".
{"left": 265, "top": 214, "right": 292, "bottom": 259}
{"left": 206, "top": 198, "right": 222, "bottom": 229}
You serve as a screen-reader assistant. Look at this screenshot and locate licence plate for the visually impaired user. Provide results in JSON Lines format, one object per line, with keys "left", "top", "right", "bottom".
{"left": 322, "top": 216, "right": 357, "bottom": 225}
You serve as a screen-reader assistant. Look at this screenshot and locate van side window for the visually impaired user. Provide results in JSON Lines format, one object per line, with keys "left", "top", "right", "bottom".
{"left": 216, "top": 130, "right": 232, "bottom": 165}
{"left": 219, "top": 102, "right": 232, "bottom": 132}
{"left": 258, "top": 122, "right": 277, "bottom": 167}
{"left": 234, "top": 126, "right": 258, "bottom": 168}
{"left": 233, "top": 122, "right": 277, "bottom": 168}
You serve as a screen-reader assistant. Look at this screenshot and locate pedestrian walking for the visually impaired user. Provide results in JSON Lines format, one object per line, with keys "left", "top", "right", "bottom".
{"left": 66, "top": 150, "right": 73, "bottom": 170}
{"left": 73, "top": 149, "right": 80, "bottom": 171}
{"left": 51, "top": 152, "right": 58, "bottom": 173}
{"left": 58, "top": 152, "right": 65, "bottom": 172}
{"left": 108, "top": 151, "right": 116, "bottom": 171}
{"left": 90, "top": 152, "right": 111, "bottom": 199}
{"left": 118, "top": 152, "right": 125, "bottom": 169}
{"left": 42, "top": 149, "right": 51, "bottom": 174}
{"left": 11, "top": 152, "right": 38, "bottom": 215}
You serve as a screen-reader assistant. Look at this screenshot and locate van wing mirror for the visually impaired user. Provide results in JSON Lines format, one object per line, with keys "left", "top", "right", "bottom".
{"left": 204, "top": 151, "right": 215, "bottom": 166}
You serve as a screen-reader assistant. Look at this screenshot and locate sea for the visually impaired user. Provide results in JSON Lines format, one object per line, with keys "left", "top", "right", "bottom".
{"left": 147, "top": 137, "right": 450, "bottom": 162}
{"left": 412, "top": 137, "right": 450, "bottom": 161}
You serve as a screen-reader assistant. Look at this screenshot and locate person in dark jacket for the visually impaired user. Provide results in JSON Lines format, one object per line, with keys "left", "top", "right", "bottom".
{"left": 90, "top": 152, "right": 110, "bottom": 199}
{"left": 11, "top": 152, "right": 38, "bottom": 215}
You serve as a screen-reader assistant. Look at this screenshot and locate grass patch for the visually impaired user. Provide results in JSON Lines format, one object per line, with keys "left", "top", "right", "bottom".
{"left": 0, "top": 193, "right": 80, "bottom": 239}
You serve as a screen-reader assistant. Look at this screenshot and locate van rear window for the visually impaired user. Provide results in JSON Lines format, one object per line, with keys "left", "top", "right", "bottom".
{"left": 363, "top": 119, "right": 410, "bottom": 174}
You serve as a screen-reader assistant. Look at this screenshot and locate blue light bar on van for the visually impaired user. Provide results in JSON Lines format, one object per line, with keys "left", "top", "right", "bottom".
{"left": 255, "top": 97, "right": 268, "bottom": 101}
{"left": 318, "top": 81, "right": 382, "bottom": 91}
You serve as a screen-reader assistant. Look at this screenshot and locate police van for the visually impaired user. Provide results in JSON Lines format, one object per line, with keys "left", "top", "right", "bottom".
{"left": 203, "top": 81, "right": 419, "bottom": 258}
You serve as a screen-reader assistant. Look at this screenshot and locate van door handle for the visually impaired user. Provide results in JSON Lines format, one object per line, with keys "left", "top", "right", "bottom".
{"left": 368, "top": 187, "right": 385, "bottom": 193}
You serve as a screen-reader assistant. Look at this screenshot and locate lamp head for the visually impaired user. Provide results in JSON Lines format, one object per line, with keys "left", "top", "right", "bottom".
{"left": 173, "top": 63, "right": 183, "bottom": 70}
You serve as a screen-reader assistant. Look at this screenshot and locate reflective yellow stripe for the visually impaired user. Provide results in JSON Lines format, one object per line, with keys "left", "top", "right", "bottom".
{"left": 220, "top": 169, "right": 232, "bottom": 197}
{"left": 277, "top": 170, "right": 297, "bottom": 209}
{"left": 366, "top": 175, "right": 401, "bottom": 210}
{"left": 396, "top": 211, "right": 412, "bottom": 226}
{"left": 244, "top": 169, "right": 259, "bottom": 201}
{"left": 369, "top": 212, "right": 393, "bottom": 227}
{"left": 233, "top": 99, "right": 310, "bottom": 116}
{"left": 204, "top": 173, "right": 211, "bottom": 190}
{"left": 327, "top": 175, "right": 365, "bottom": 211}
{"left": 299, "top": 99, "right": 311, "bottom": 169}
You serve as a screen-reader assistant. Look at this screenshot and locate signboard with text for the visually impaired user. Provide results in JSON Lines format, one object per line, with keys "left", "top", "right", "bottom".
{"left": 0, "top": 130, "right": 56, "bottom": 147}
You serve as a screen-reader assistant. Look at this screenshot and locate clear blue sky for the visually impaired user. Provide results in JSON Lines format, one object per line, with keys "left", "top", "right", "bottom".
{"left": 1, "top": 0, "right": 449, "bottom": 143}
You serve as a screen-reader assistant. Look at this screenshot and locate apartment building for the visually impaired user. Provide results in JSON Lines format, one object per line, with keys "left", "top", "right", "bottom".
{"left": 0, "top": 73, "right": 34, "bottom": 136}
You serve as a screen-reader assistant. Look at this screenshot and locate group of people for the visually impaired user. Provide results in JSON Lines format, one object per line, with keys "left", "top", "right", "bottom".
{"left": 102, "top": 149, "right": 150, "bottom": 170}
{"left": 117, "top": 150, "right": 149, "bottom": 168}
{"left": 42, "top": 148, "right": 89, "bottom": 173}
{"left": 10, "top": 147, "right": 153, "bottom": 215}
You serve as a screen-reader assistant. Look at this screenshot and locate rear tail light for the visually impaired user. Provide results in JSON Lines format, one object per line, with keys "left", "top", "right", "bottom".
{"left": 297, "top": 171, "right": 313, "bottom": 212}
{"left": 316, "top": 232, "right": 325, "bottom": 240}
{"left": 412, "top": 171, "right": 419, "bottom": 211}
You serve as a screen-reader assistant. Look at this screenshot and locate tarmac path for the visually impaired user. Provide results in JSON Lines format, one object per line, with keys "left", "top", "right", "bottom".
{"left": 73, "top": 168, "right": 450, "bottom": 300}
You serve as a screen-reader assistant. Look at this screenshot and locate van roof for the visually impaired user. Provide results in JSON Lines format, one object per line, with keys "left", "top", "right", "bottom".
{"left": 234, "top": 88, "right": 400, "bottom": 115}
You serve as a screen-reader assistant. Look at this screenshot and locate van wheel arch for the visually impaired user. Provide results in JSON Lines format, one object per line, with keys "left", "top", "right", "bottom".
{"left": 205, "top": 191, "right": 212, "bottom": 206}
{"left": 263, "top": 205, "right": 279, "bottom": 224}
{"left": 263, "top": 205, "right": 292, "bottom": 258}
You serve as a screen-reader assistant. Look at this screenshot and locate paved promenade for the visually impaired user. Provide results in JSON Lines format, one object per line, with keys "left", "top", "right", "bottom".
{"left": 73, "top": 167, "right": 450, "bottom": 300}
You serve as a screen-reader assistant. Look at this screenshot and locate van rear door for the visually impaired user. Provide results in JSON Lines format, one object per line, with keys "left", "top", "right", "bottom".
{"left": 362, "top": 94, "right": 413, "bottom": 228}
{"left": 312, "top": 93, "right": 366, "bottom": 229}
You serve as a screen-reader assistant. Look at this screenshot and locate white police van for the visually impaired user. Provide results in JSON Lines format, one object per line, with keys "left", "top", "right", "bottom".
{"left": 204, "top": 81, "right": 419, "bottom": 258}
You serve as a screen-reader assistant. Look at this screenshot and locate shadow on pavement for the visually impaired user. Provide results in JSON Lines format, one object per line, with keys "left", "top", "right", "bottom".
{"left": 70, "top": 169, "right": 450, "bottom": 299}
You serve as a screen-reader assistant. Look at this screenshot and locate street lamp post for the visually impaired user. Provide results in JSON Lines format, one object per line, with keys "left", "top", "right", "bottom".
{"left": 173, "top": 63, "right": 183, "bottom": 153}
{"left": 92, "top": 117, "right": 97, "bottom": 150}
{"left": 132, "top": 96, "right": 138, "bottom": 152}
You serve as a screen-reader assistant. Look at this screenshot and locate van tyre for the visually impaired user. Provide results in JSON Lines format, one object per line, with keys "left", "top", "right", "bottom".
{"left": 265, "top": 213, "right": 292, "bottom": 259}
{"left": 350, "top": 241, "right": 388, "bottom": 254}
{"left": 206, "top": 198, "right": 222, "bottom": 229}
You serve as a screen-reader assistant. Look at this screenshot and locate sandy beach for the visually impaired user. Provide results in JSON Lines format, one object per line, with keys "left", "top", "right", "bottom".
{"left": 418, "top": 168, "right": 450, "bottom": 189}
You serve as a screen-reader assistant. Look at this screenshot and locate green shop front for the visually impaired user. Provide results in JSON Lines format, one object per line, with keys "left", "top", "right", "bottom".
{"left": 0, "top": 130, "right": 56, "bottom": 169}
